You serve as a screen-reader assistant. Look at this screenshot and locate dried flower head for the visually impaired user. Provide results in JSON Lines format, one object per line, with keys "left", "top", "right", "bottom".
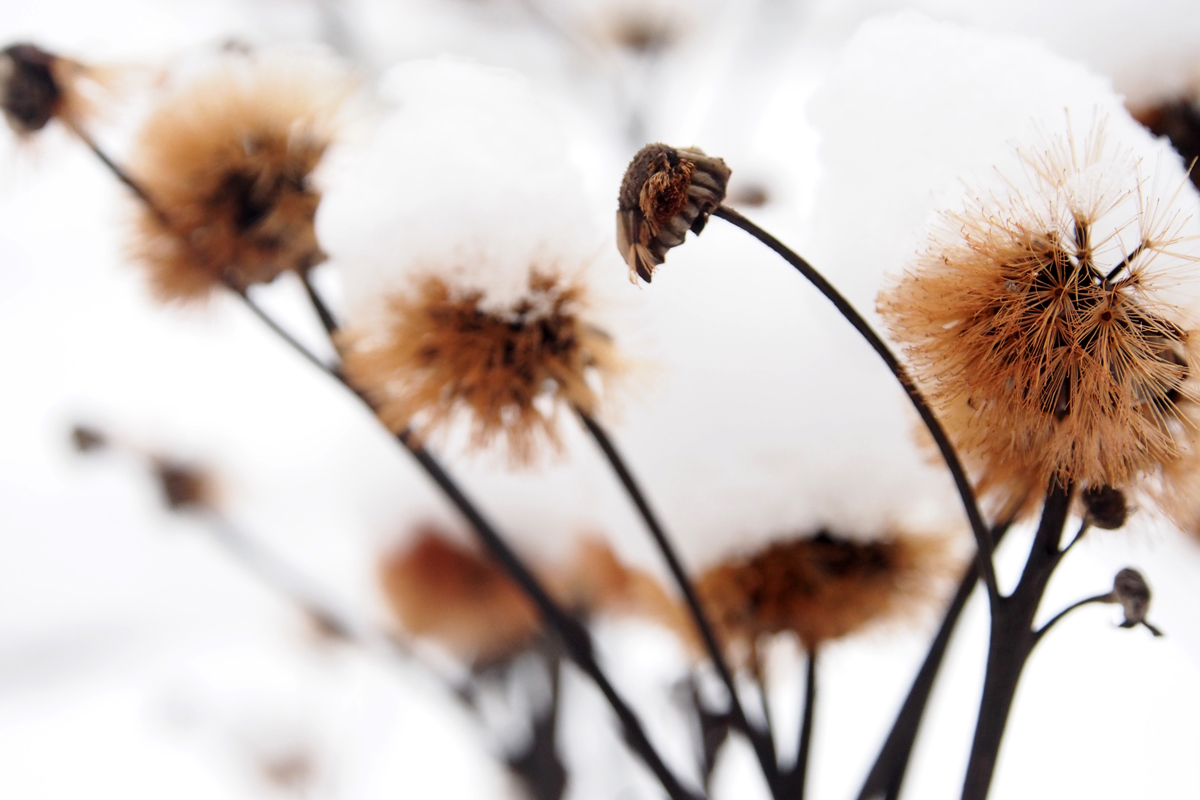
{"left": 379, "top": 530, "right": 542, "bottom": 666}
{"left": 69, "top": 423, "right": 108, "bottom": 453}
{"left": 0, "top": 43, "right": 103, "bottom": 135}
{"left": 1102, "top": 567, "right": 1163, "bottom": 636}
{"left": 151, "top": 458, "right": 217, "bottom": 512}
{"left": 341, "top": 272, "right": 618, "bottom": 464}
{"left": 881, "top": 124, "right": 1200, "bottom": 514}
{"left": 128, "top": 54, "right": 350, "bottom": 302}
{"left": 696, "top": 531, "right": 951, "bottom": 655}
{"left": 617, "top": 143, "right": 730, "bottom": 283}
{"left": 561, "top": 538, "right": 691, "bottom": 636}
{"left": 1081, "top": 484, "right": 1129, "bottom": 530}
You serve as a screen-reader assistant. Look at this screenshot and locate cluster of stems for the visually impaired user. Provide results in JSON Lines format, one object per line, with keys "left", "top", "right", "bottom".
{"left": 73, "top": 118, "right": 1140, "bottom": 800}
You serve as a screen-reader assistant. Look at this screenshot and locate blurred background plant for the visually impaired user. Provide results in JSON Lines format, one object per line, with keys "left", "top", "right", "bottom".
{"left": 4, "top": 2, "right": 1200, "bottom": 800}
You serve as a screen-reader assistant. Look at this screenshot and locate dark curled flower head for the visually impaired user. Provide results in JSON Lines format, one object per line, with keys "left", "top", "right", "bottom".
{"left": 128, "top": 53, "right": 351, "bottom": 302}
{"left": 1081, "top": 484, "right": 1128, "bottom": 530}
{"left": 696, "top": 530, "right": 951, "bottom": 656}
{"left": 881, "top": 123, "right": 1200, "bottom": 517}
{"left": 617, "top": 143, "right": 730, "bottom": 283}
{"left": 0, "top": 43, "right": 103, "bottom": 136}
{"left": 1103, "top": 567, "right": 1163, "bottom": 636}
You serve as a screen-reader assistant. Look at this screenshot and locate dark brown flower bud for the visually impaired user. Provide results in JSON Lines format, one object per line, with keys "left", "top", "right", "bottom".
{"left": 69, "top": 424, "right": 108, "bottom": 454}
{"left": 1081, "top": 484, "right": 1128, "bottom": 530}
{"left": 617, "top": 143, "right": 730, "bottom": 283}
{"left": 152, "top": 459, "right": 215, "bottom": 512}
{"left": 1107, "top": 567, "right": 1163, "bottom": 636}
{"left": 0, "top": 44, "right": 63, "bottom": 134}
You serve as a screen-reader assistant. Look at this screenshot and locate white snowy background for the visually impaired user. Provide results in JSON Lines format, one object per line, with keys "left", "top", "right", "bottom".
{"left": 1, "top": 1, "right": 1200, "bottom": 799}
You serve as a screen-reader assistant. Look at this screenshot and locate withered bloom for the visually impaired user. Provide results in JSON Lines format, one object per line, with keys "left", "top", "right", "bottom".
{"left": 128, "top": 55, "right": 350, "bottom": 302}
{"left": 617, "top": 143, "right": 730, "bottom": 283}
{"left": 0, "top": 43, "right": 99, "bottom": 135}
{"left": 152, "top": 458, "right": 217, "bottom": 512}
{"left": 696, "top": 531, "right": 950, "bottom": 655}
{"left": 341, "top": 272, "right": 619, "bottom": 464}
{"left": 1081, "top": 484, "right": 1128, "bottom": 530}
{"left": 1103, "top": 567, "right": 1163, "bottom": 636}
{"left": 379, "top": 530, "right": 542, "bottom": 666}
{"left": 881, "top": 126, "right": 1200, "bottom": 516}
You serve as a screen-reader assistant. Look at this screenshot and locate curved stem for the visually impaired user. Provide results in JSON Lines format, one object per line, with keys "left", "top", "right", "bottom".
{"left": 577, "top": 410, "right": 780, "bottom": 789}
{"left": 712, "top": 205, "right": 999, "bottom": 611}
{"left": 76, "top": 137, "right": 700, "bottom": 800}
{"left": 788, "top": 649, "right": 818, "bottom": 800}
{"left": 300, "top": 271, "right": 340, "bottom": 338}
{"left": 1034, "top": 594, "right": 1110, "bottom": 643}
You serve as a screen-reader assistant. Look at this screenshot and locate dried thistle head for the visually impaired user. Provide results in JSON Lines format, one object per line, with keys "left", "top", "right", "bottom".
{"left": 881, "top": 124, "right": 1200, "bottom": 515}
{"left": 0, "top": 43, "right": 104, "bottom": 135}
{"left": 1081, "top": 484, "right": 1129, "bottom": 530}
{"left": 341, "top": 271, "right": 619, "bottom": 465}
{"left": 128, "top": 54, "right": 350, "bottom": 303}
{"left": 617, "top": 143, "right": 730, "bottom": 283}
{"left": 1103, "top": 567, "right": 1163, "bottom": 636}
{"left": 378, "top": 529, "right": 542, "bottom": 666}
{"left": 696, "top": 530, "right": 952, "bottom": 655}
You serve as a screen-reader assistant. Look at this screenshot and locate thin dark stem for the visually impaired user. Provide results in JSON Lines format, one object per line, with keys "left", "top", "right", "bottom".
{"left": 961, "top": 481, "right": 1072, "bottom": 800}
{"left": 786, "top": 649, "right": 818, "bottom": 800}
{"left": 301, "top": 271, "right": 340, "bottom": 338}
{"left": 712, "top": 205, "right": 999, "bottom": 612}
{"left": 65, "top": 119, "right": 173, "bottom": 228}
{"left": 237, "top": 288, "right": 335, "bottom": 373}
{"left": 1034, "top": 594, "right": 1110, "bottom": 643}
{"left": 1060, "top": 519, "right": 1090, "bottom": 555}
{"left": 576, "top": 410, "right": 780, "bottom": 789}
{"left": 75, "top": 139, "right": 699, "bottom": 800}
{"left": 856, "top": 521, "right": 1014, "bottom": 800}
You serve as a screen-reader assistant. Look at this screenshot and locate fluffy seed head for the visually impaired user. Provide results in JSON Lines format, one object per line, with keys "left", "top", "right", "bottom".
{"left": 341, "top": 272, "right": 618, "bottom": 464}
{"left": 881, "top": 125, "right": 1200, "bottom": 515}
{"left": 617, "top": 143, "right": 730, "bottom": 283}
{"left": 696, "top": 530, "right": 951, "bottom": 654}
{"left": 128, "top": 54, "right": 350, "bottom": 302}
{"left": 378, "top": 530, "right": 541, "bottom": 666}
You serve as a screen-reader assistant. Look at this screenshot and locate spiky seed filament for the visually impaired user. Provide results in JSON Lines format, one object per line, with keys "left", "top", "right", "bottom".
{"left": 696, "top": 531, "right": 949, "bottom": 655}
{"left": 881, "top": 129, "right": 1200, "bottom": 514}
{"left": 617, "top": 143, "right": 730, "bottom": 283}
{"left": 128, "top": 57, "right": 347, "bottom": 302}
{"left": 341, "top": 273, "right": 618, "bottom": 465}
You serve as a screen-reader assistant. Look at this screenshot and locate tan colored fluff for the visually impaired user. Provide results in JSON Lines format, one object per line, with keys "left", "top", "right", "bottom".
{"left": 562, "top": 538, "right": 693, "bottom": 639}
{"left": 128, "top": 56, "right": 349, "bottom": 302}
{"left": 341, "top": 272, "right": 619, "bottom": 464}
{"left": 379, "top": 530, "right": 542, "bottom": 667}
{"left": 881, "top": 128, "right": 1200, "bottom": 515}
{"left": 696, "top": 531, "right": 952, "bottom": 655}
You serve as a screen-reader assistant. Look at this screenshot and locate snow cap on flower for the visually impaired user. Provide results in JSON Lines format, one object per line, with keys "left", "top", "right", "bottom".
{"left": 616, "top": 143, "right": 730, "bottom": 283}
{"left": 321, "top": 59, "right": 620, "bottom": 464}
{"left": 128, "top": 50, "right": 352, "bottom": 303}
{"left": 808, "top": 14, "right": 1200, "bottom": 521}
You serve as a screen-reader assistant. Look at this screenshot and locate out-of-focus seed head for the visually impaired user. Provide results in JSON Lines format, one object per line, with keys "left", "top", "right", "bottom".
{"left": 881, "top": 124, "right": 1200, "bottom": 516}
{"left": 128, "top": 54, "right": 351, "bottom": 302}
{"left": 151, "top": 458, "right": 216, "bottom": 512}
{"left": 0, "top": 43, "right": 108, "bottom": 136}
{"left": 1132, "top": 97, "right": 1200, "bottom": 192}
{"left": 617, "top": 143, "right": 730, "bottom": 283}
{"left": 341, "top": 272, "right": 619, "bottom": 465}
{"left": 1081, "top": 484, "right": 1129, "bottom": 530}
{"left": 378, "top": 529, "right": 542, "bottom": 667}
{"left": 696, "top": 530, "right": 952, "bottom": 656}
{"left": 69, "top": 423, "right": 108, "bottom": 454}
{"left": 560, "top": 538, "right": 691, "bottom": 637}
{"left": 1105, "top": 567, "right": 1163, "bottom": 636}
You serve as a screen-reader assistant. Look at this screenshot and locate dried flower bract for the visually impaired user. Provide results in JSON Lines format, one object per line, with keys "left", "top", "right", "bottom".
{"left": 0, "top": 43, "right": 101, "bottom": 135}
{"left": 341, "top": 272, "right": 618, "bottom": 464}
{"left": 617, "top": 143, "right": 730, "bottom": 283}
{"left": 881, "top": 125, "right": 1200, "bottom": 514}
{"left": 129, "top": 54, "right": 350, "bottom": 302}
{"left": 379, "top": 530, "right": 541, "bottom": 666}
{"left": 696, "top": 531, "right": 950, "bottom": 655}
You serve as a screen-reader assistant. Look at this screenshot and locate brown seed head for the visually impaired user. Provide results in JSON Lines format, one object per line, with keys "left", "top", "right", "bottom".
{"left": 378, "top": 529, "right": 542, "bottom": 666}
{"left": 561, "top": 538, "right": 692, "bottom": 638}
{"left": 880, "top": 127, "right": 1200, "bottom": 515}
{"left": 128, "top": 56, "right": 349, "bottom": 302}
{"left": 0, "top": 43, "right": 102, "bottom": 135}
{"left": 340, "top": 272, "right": 619, "bottom": 465}
{"left": 151, "top": 458, "right": 216, "bottom": 512}
{"left": 696, "top": 530, "right": 952, "bottom": 655}
{"left": 617, "top": 143, "right": 730, "bottom": 283}
{"left": 1103, "top": 567, "right": 1163, "bottom": 635}
{"left": 69, "top": 423, "right": 108, "bottom": 454}
{"left": 1081, "top": 484, "right": 1128, "bottom": 530}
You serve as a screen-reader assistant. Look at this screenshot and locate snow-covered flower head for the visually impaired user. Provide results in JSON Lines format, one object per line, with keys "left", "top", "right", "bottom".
{"left": 323, "top": 60, "right": 620, "bottom": 464}
{"left": 881, "top": 121, "right": 1200, "bottom": 517}
{"left": 128, "top": 50, "right": 353, "bottom": 303}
